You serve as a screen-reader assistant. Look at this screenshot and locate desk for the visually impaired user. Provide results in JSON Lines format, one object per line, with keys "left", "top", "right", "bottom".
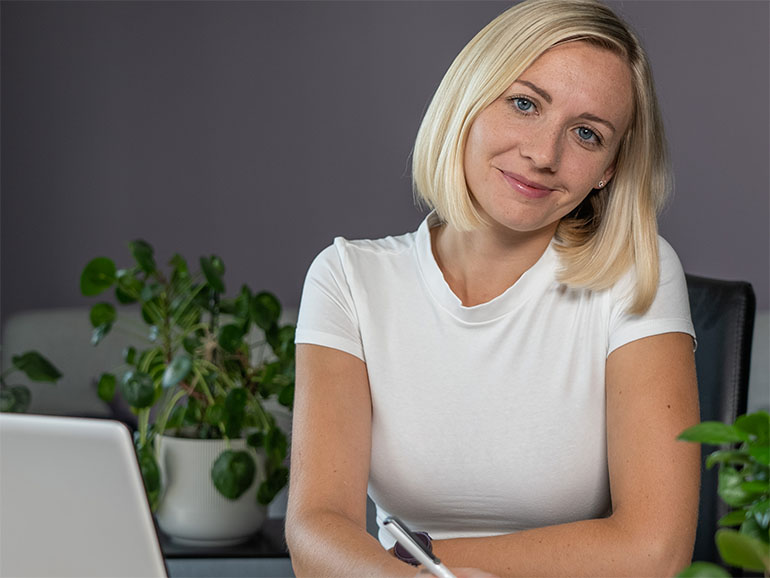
{"left": 161, "top": 518, "right": 294, "bottom": 578}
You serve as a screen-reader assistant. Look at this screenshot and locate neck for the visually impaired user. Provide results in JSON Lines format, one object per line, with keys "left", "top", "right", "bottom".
{"left": 431, "top": 221, "right": 557, "bottom": 307}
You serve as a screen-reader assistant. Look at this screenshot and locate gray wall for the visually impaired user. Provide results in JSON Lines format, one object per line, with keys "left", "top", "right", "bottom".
{"left": 2, "top": 0, "right": 768, "bottom": 327}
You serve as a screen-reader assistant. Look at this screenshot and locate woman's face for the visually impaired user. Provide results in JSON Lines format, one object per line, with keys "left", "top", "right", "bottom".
{"left": 463, "top": 41, "right": 634, "bottom": 237}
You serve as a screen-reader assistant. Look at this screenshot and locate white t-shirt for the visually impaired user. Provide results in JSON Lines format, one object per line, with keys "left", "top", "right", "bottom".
{"left": 295, "top": 212, "right": 695, "bottom": 548}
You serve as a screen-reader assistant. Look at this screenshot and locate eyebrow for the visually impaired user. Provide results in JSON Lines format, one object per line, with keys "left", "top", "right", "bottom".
{"left": 513, "top": 79, "right": 618, "bottom": 134}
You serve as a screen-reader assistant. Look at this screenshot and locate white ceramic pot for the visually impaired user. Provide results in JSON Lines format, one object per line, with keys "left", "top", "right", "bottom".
{"left": 155, "top": 435, "right": 267, "bottom": 547}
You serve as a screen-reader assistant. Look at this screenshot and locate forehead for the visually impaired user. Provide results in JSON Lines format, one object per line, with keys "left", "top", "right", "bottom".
{"left": 515, "top": 41, "right": 634, "bottom": 130}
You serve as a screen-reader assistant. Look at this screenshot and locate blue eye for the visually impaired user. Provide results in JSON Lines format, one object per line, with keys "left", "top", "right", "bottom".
{"left": 513, "top": 97, "right": 534, "bottom": 112}
{"left": 576, "top": 127, "right": 599, "bottom": 143}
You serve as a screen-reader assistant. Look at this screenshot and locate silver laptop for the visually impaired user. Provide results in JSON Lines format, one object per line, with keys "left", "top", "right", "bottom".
{"left": 0, "top": 413, "right": 168, "bottom": 578}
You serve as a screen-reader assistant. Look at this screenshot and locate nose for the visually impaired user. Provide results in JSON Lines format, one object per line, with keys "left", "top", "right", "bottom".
{"left": 519, "top": 124, "right": 562, "bottom": 172}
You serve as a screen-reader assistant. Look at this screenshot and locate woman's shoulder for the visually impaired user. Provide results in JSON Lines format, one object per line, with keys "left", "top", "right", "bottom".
{"left": 304, "top": 227, "right": 421, "bottom": 283}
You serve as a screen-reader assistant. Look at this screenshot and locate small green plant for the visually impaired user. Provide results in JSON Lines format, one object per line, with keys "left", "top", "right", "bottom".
{"left": 81, "top": 240, "right": 295, "bottom": 510}
{"left": 676, "top": 410, "right": 770, "bottom": 577}
{"left": 0, "top": 351, "right": 62, "bottom": 412}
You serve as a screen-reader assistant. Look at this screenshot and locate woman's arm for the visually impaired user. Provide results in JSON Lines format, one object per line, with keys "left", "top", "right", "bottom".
{"left": 429, "top": 332, "right": 701, "bottom": 577}
{"left": 285, "top": 343, "right": 415, "bottom": 577}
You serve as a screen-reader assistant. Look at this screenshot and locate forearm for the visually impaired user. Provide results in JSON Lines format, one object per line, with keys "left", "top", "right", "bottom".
{"left": 286, "top": 509, "right": 415, "bottom": 578}
{"left": 432, "top": 514, "right": 693, "bottom": 578}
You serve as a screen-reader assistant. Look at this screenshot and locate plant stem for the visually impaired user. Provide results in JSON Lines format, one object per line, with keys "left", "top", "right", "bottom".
{"left": 138, "top": 408, "right": 150, "bottom": 447}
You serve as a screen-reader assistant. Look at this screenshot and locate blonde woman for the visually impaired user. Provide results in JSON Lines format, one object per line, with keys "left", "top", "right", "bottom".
{"left": 286, "top": 1, "right": 700, "bottom": 576}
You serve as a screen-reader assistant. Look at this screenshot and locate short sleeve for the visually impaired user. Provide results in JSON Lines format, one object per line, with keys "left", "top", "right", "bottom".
{"left": 295, "top": 239, "right": 365, "bottom": 361}
{"left": 608, "top": 237, "right": 695, "bottom": 355}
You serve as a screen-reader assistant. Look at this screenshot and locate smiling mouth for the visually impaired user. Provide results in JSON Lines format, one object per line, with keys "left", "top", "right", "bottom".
{"left": 499, "top": 170, "right": 554, "bottom": 199}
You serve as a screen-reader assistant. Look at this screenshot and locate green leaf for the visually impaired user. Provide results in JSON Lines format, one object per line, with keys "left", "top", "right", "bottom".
{"left": 115, "top": 271, "right": 143, "bottom": 304}
{"left": 97, "top": 373, "right": 117, "bottom": 402}
{"left": 749, "top": 498, "right": 770, "bottom": 529}
{"left": 80, "top": 257, "right": 117, "bottom": 296}
{"left": 89, "top": 302, "right": 116, "bottom": 328}
{"left": 182, "top": 335, "right": 200, "bottom": 355}
{"left": 233, "top": 286, "right": 252, "bottom": 329}
{"left": 183, "top": 397, "right": 203, "bottom": 426}
{"left": 736, "top": 412, "right": 770, "bottom": 444}
{"left": 740, "top": 516, "right": 768, "bottom": 543}
{"left": 166, "top": 405, "right": 186, "bottom": 430}
{"left": 11, "top": 352, "right": 62, "bottom": 383}
{"left": 218, "top": 324, "right": 245, "bottom": 354}
{"left": 91, "top": 323, "right": 112, "bottom": 346}
{"left": 200, "top": 256, "right": 225, "bottom": 293}
{"left": 0, "top": 386, "right": 31, "bottom": 413}
{"left": 678, "top": 421, "right": 749, "bottom": 445}
{"left": 136, "top": 445, "right": 161, "bottom": 512}
{"left": 264, "top": 427, "right": 288, "bottom": 468}
{"left": 741, "top": 480, "right": 770, "bottom": 496}
{"left": 719, "top": 467, "right": 757, "bottom": 507}
{"left": 247, "top": 432, "right": 264, "bottom": 449}
{"left": 204, "top": 403, "right": 226, "bottom": 426}
{"left": 251, "top": 292, "right": 281, "bottom": 331}
{"left": 257, "top": 465, "right": 289, "bottom": 505}
{"left": 224, "top": 388, "right": 247, "bottom": 439}
{"left": 128, "top": 240, "right": 156, "bottom": 274}
{"left": 715, "top": 528, "right": 769, "bottom": 572}
{"left": 675, "top": 562, "right": 731, "bottom": 578}
{"left": 211, "top": 450, "right": 256, "bottom": 500}
{"left": 169, "top": 253, "right": 188, "bottom": 277}
{"left": 719, "top": 509, "right": 748, "bottom": 527}
{"left": 123, "top": 346, "right": 137, "bottom": 365}
{"left": 120, "top": 371, "right": 156, "bottom": 409}
{"left": 278, "top": 384, "right": 294, "bottom": 408}
{"left": 0, "top": 389, "right": 16, "bottom": 412}
{"left": 706, "top": 449, "right": 752, "bottom": 469}
{"left": 162, "top": 355, "right": 192, "bottom": 389}
{"left": 750, "top": 445, "right": 770, "bottom": 466}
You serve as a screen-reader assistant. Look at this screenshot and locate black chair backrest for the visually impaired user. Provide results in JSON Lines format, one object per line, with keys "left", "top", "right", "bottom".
{"left": 686, "top": 274, "right": 756, "bottom": 566}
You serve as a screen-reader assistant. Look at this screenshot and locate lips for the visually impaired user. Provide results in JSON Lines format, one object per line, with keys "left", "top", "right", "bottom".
{"left": 499, "top": 170, "right": 553, "bottom": 199}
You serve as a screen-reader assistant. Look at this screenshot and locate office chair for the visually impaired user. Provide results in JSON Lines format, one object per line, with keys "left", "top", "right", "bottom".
{"left": 685, "top": 274, "right": 756, "bottom": 567}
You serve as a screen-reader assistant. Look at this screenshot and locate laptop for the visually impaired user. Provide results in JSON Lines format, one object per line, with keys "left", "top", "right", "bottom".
{"left": 0, "top": 413, "right": 168, "bottom": 578}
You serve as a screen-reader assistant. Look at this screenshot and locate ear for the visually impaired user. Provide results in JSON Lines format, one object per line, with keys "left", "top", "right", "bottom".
{"left": 600, "top": 163, "right": 616, "bottom": 187}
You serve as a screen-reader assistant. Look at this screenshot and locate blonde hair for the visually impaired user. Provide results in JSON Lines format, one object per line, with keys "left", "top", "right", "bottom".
{"left": 412, "top": 0, "right": 669, "bottom": 314}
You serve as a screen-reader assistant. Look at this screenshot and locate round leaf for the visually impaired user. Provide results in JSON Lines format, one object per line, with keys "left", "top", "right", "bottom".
{"left": 97, "top": 373, "right": 117, "bottom": 402}
{"left": 200, "top": 256, "right": 225, "bottom": 293}
{"left": 719, "top": 467, "right": 757, "bottom": 508}
{"left": 89, "top": 302, "right": 116, "bottom": 328}
{"left": 678, "top": 422, "right": 749, "bottom": 445}
{"left": 715, "top": 529, "right": 769, "bottom": 572}
{"left": 162, "top": 355, "right": 192, "bottom": 389}
{"left": 0, "top": 389, "right": 17, "bottom": 412}
{"left": 735, "top": 412, "right": 770, "bottom": 444}
{"left": 120, "top": 371, "right": 156, "bottom": 408}
{"left": 3, "top": 385, "right": 32, "bottom": 413}
{"left": 251, "top": 292, "right": 281, "bottom": 331}
{"left": 128, "top": 239, "right": 156, "bottom": 273}
{"left": 224, "top": 388, "right": 247, "bottom": 439}
{"left": 11, "top": 352, "right": 62, "bottom": 383}
{"left": 80, "top": 257, "right": 117, "bottom": 296}
{"left": 218, "top": 324, "right": 245, "bottom": 354}
{"left": 211, "top": 450, "right": 256, "bottom": 500}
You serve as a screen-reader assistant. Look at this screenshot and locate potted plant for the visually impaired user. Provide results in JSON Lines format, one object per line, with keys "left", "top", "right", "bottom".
{"left": 80, "top": 240, "right": 295, "bottom": 546}
{"left": 677, "top": 410, "right": 769, "bottom": 577}
{"left": 0, "top": 351, "right": 62, "bottom": 413}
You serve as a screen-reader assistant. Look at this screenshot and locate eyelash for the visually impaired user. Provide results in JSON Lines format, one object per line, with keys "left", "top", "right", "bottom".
{"left": 506, "top": 95, "right": 604, "bottom": 148}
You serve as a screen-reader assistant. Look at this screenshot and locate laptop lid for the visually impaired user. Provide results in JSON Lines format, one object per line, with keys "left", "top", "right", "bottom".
{"left": 0, "top": 414, "right": 168, "bottom": 578}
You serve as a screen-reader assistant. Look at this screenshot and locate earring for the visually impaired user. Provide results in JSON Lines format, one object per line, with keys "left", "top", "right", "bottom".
{"left": 597, "top": 180, "right": 605, "bottom": 189}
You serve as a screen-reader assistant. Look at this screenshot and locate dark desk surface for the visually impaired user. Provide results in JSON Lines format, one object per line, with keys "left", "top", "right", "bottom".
{"left": 160, "top": 518, "right": 289, "bottom": 559}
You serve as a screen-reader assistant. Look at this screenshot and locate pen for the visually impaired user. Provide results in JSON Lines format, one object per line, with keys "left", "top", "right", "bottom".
{"left": 382, "top": 516, "right": 457, "bottom": 578}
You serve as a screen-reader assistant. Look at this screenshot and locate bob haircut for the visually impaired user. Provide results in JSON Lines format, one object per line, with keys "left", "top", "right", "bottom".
{"left": 412, "top": 0, "right": 669, "bottom": 315}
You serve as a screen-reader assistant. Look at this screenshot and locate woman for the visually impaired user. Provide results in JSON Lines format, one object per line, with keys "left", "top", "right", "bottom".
{"left": 286, "top": 0, "right": 701, "bottom": 576}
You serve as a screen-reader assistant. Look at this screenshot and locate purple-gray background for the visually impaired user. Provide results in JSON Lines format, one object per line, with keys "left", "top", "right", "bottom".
{"left": 2, "top": 1, "right": 768, "bottom": 325}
